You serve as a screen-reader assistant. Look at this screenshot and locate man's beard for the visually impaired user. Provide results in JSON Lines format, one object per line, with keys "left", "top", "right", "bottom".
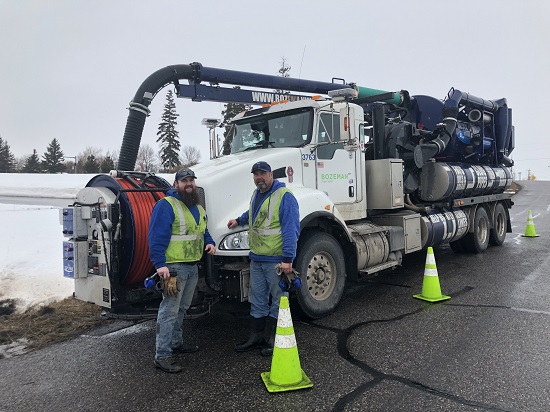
{"left": 177, "top": 186, "right": 199, "bottom": 206}
{"left": 255, "top": 179, "right": 271, "bottom": 193}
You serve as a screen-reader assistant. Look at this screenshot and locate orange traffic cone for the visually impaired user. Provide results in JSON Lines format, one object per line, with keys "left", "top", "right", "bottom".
{"left": 522, "top": 210, "right": 539, "bottom": 237}
{"left": 261, "top": 296, "right": 313, "bottom": 393}
{"left": 413, "top": 247, "right": 451, "bottom": 303}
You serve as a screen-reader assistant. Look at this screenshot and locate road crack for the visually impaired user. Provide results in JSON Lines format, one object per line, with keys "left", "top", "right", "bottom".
{"left": 307, "top": 289, "right": 519, "bottom": 412}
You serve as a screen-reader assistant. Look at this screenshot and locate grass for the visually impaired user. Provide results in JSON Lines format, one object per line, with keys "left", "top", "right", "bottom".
{"left": 0, "top": 297, "right": 111, "bottom": 358}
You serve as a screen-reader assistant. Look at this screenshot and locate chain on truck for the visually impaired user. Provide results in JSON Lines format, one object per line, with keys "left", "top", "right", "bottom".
{"left": 61, "top": 62, "right": 515, "bottom": 319}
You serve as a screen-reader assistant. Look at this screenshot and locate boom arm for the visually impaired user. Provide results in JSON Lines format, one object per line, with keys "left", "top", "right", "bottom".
{"left": 117, "top": 62, "right": 402, "bottom": 171}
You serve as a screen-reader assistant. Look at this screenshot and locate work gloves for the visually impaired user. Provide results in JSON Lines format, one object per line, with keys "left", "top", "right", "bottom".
{"left": 162, "top": 276, "right": 181, "bottom": 297}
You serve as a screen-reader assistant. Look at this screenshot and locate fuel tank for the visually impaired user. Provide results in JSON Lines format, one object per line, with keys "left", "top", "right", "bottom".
{"left": 418, "top": 162, "right": 512, "bottom": 202}
{"left": 420, "top": 209, "right": 469, "bottom": 248}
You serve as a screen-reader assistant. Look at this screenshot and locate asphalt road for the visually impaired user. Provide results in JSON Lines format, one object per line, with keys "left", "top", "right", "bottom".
{"left": 1, "top": 181, "right": 548, "bottom": 412}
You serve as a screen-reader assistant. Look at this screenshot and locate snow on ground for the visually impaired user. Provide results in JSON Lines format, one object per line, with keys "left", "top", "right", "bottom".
{"left": 0, "top": 203, "right": 75, "bottom": 312}
{"left": 0, "top": 173, "right": 94, "bottom": 199}
{"left": 0, "top": 172, "right": 174, "bottom": 313}
{"left": 0, "top": 174, "right": 102, "bottom": 313}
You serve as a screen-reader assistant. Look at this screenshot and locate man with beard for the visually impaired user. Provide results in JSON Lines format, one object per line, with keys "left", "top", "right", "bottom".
{"left": 148, "top": 168, "right": 216, "bottom": 373}
{"left": 227, "top": 161, "right": 299, "bottom": 356}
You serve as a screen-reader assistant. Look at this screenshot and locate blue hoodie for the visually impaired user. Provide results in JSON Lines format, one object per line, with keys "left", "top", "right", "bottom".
{"left": 235, "top": 180, "right": 300, "bottom": 263}
{"left": 148, "top": 189, "right": 215, "bottom": 269}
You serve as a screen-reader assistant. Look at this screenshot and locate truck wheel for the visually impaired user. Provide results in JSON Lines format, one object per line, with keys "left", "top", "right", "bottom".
{"left": 293, "top": 232, "right": 346, "bottom": 319}
{"left": 489, "top": 203, "right": 507, "bottom": 246}
{"left": 464, "top": 206, "right": 490, "bottom": 253}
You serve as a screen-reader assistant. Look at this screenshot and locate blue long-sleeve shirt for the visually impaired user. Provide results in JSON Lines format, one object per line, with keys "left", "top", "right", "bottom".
{"left": 148, "top": 189, "right": 215, "bottom": 269}
{"left": 235, "top": 180, "right": 300, "bottom": 263}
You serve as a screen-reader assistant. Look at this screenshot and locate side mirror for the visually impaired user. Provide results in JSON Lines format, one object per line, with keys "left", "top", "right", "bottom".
{"left": 340, "top": 106, "right": 359, "bottom": 152}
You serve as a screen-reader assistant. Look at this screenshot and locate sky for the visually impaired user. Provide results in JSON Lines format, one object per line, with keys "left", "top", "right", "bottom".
{"left": 1, "top": 0, "right": 549, "bottom": 180}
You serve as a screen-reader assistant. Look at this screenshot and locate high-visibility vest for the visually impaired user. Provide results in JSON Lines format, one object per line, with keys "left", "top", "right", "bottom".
{"left": 162, "top": 196, "right": 206, "bottom": 263}
{"left": 248, "top": 187, "right": 290, "bottom": 256}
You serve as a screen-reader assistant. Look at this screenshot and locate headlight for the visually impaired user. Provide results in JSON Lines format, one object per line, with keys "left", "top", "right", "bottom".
{"left": 219, "top": 231, "right": 250, "bottom": 250}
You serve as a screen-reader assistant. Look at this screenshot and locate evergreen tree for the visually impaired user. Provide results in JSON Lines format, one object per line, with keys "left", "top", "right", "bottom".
{"left": 22, "top": 149, "right": 43, "bottom": 173}
{"left": 42, "top": 138, "right": 66, "bottom": 173}
{"left": 99, "top": 155, "right": 115, "bottom": 173}
{"left": 0, "top": 136, "right": 16, "bottom": 173}
{"left": 220, "top": 59, "right": 288, "bottom": 155}
{"left": 76, "top": 147, "right": 102, "bottom": 173}
{"left": 220, "top": 87, "right": 252, "bottom": 155}
{"left": 83, "top": 154, "right": 100, "bottom": 173}
{"left": 156, "top": 90, "right": 181, "bottom": 171}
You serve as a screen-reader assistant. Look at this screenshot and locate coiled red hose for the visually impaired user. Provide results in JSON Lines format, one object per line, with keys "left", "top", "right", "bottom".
{"left": 117, "top": 177, "right": 166, "bottom": 286}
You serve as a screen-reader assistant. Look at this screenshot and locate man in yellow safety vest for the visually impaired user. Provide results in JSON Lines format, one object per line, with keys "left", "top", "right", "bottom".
{"left": 149, "top": 168, "right": 216, "bottom": 373}
{"left": 227, "top": 161, "right": 299, "bottom": 356}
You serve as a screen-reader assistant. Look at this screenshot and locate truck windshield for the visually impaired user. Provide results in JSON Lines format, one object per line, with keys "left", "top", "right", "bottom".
{"left": 231, "top": 108, "right": 313, "bottom": 153}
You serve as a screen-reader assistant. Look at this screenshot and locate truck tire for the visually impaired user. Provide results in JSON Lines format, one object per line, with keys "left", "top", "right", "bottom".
{"left": 292, "top": 232, "right": 346, "bottom": 319}
{"left": 489, "top": 203, "right": 507, "bottom": 246}
{"left": 464, "top": 206, "right": 490, "bottom": 253}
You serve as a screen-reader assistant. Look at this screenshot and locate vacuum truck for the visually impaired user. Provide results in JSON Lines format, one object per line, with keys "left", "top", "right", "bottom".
{"left": 61, "top": 62, "right": 514, "bottom": 319}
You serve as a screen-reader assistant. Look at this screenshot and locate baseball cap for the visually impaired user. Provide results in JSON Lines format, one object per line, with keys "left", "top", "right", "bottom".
{"left": 251, "top": 161, "right": 271, "bottom": 173}
{"left": 175, "top": 169, "right": 197, "bottom": 181}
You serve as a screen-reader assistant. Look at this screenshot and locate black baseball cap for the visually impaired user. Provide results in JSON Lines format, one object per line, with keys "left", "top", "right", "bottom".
{"left": 251, "top": 161, "right": 271, "bottom": 173}
{"left": 175, "top": 169, "right": 197, "bottom": 181}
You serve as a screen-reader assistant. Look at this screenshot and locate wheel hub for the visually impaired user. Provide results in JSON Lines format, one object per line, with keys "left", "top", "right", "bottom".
{"left": 306, "top": 254, "right": 336, "bottom": 299}
{"left": 313, "top": 265, "right": 327, "bottom": 283}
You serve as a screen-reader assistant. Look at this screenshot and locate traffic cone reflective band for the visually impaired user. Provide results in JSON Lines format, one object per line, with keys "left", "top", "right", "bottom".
{"left": 522, "top": 210, "right": 539, "bottom": 237}
{"left": 413, "top": 247, "right": 451, "bottom": 303}
{"left": 261, "top": 296, "right": 313, "bottom": 392}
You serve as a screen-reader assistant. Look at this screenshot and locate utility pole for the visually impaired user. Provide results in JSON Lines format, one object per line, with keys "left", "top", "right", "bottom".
{"left": 64, "top": 156, "right": 77, "bottom": 173}
{"left": 527, "top": 169, "right": 531, "bottom": 181}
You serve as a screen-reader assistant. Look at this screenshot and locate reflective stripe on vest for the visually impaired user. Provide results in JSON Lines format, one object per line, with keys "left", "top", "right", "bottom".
{"left": 162, "top": 196, "right": 206, "bottom": 263}
{"left": 248, "top": 187, "right": 290, "bottom": 256}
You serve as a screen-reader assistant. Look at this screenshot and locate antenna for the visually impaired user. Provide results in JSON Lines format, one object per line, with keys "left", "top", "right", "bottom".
{"left": 298, "top": 45, "right": 306, "bottom": 79}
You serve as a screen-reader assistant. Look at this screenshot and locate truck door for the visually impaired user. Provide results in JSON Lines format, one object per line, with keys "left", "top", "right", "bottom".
{"left": 315, "top": 112, "right": 357, "bottom": 203}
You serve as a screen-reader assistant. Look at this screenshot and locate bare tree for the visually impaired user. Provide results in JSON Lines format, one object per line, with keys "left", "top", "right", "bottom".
{"left": 180, "top": 145, "right": 201, "bottom": 168}
{"left": 278, "top": 56, "right": 291, "bottom": 78}
{"left": 275, "top": 57, "right": 292, "bottom": 95}
{"left": 14, "top": 156, "right": 27, "bottom": 172}
{"left": 136, "top": 144, "right": 159, "bottom": 172}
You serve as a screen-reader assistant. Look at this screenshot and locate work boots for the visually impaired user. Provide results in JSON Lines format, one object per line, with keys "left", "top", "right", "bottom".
{"left": 235, "top": 316, "right": 266, "bottom": 352}
{"left": 260, "top": 316, "right": 277, "bottom": 357}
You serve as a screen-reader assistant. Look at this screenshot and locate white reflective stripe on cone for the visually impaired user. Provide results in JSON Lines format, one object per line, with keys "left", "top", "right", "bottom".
{"left": 274, "top": 333, "right": 297, "bottom": 349}
{"left": 426, "top": 253, "right": 436, "bottom": 265}
{"left": 277, "top": 308, "right": 293, "bottom": 328}
{"left": 424, "top": 268, "right": 438, "bottom": 277}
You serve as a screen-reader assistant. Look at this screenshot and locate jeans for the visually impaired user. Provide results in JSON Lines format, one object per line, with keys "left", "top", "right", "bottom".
{"left": 155, "top": 262, "right": 198, "bottom": 360}
{"left": 248, "top": 260, "right": 285, "bottom": 319}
